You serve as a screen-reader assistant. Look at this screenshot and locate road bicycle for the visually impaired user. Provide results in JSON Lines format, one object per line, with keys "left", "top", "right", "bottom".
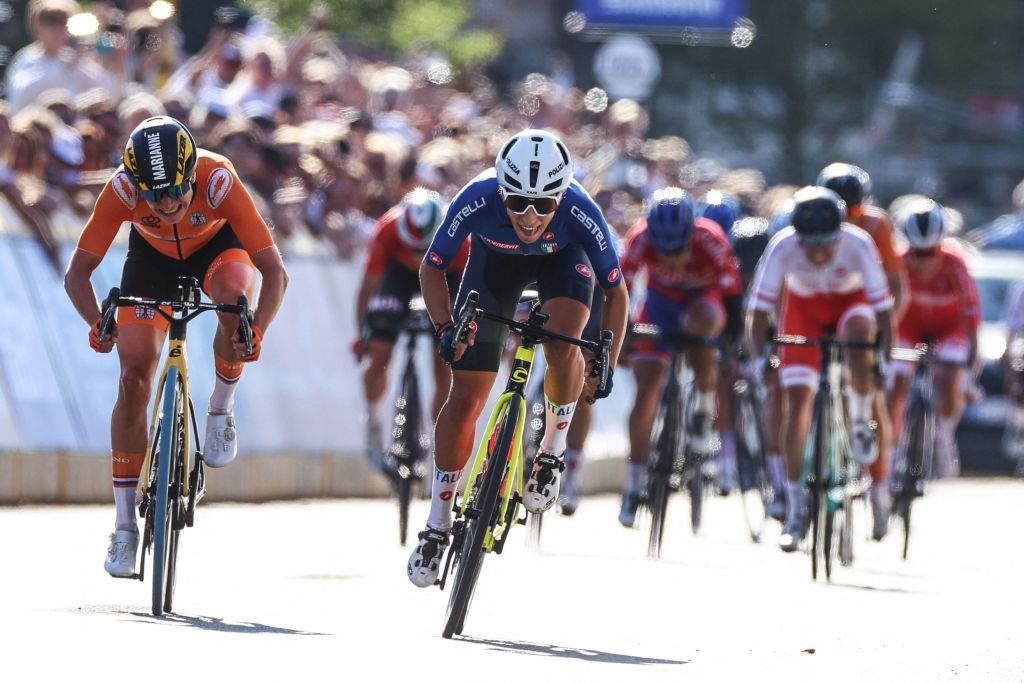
{"left": 631, "top": 324, "right": 717, "bottom": 559}
{"left": 437, "top": 290, "right": 611, "bottom": 639}
{"left": 383, "top": 297, "right": 434, "bottom": 546}
{"left": 728, "top": 348, "right": 773, "bottom": 543}
{"left": 771, "top": 334, "right": 876, "bottom": 581}
{"left": 98, "top": 276, "right": 252, "bottom": 616}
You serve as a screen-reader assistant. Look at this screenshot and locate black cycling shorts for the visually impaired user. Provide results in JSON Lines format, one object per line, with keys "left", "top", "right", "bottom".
{"left": 120, "top": 224, "right": 246, "bottom": 300}
{"left": 451, "top": 235, "right": 598, "bottom": 372}
{"left": 366, "top": 259, "right": 459, "bottom": 342}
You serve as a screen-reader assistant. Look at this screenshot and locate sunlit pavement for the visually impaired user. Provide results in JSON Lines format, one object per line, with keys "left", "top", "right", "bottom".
{"left": 3, "top": 479, "right": 1022, "bottom": 681}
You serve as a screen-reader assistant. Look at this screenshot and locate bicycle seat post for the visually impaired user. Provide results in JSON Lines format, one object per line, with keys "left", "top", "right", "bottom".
{"left": 176, "top": 276, "right": 200, "bottom": 311}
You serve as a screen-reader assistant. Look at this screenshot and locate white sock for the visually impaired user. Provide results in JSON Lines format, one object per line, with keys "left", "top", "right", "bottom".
{"left": 563, "top": 447, "right": 583, "bottom": 489}
{"left": 768, "top": 454, "right": 787, "bottom": 493}
{"left": 208, "top": 376, "right": 239, "bottom": 413}
{"left": 785, "top": 481, "right": 805, "bottom": 525}
{"left": 936, "top": 415, "right": 955, "bottom": 441}
{"left": 626, "top": 461, "right": 644, "bottom": 495}
{"left": 113, "top": 487, "right": 138, "bottom": 531}
{"left": 695, "top": 390, "right": 716, "bottom": 415}
{"left": 539, "top": 395, "right": 576, "bottom": 455}
{"left": 847, "top": 390, "right": 873, "bottom": 424}
{"left": 427, "top": 465, "right": 462, "bottom": 530}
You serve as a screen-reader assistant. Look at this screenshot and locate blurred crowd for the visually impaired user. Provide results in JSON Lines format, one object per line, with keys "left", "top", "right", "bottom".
{"left": 2, "top": 0, "right": 996, "bottom": 279}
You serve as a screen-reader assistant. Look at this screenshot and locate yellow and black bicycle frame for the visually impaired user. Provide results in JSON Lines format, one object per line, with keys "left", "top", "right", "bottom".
{"left": 454, "top": 344, "right": 534, "bottom": 552}
{"left": 141, "top": 321, "right": 194, "bottom": 499}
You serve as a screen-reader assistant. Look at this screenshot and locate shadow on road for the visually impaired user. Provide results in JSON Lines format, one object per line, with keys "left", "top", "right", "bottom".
{"left": 129, "top": 611, "right": 328, "bottom": 636}
{"left": 455, "top": 636, "right": 687, "bottom": 666}
{"left": 825, "top": 582, "right": 915, "bottom": 595}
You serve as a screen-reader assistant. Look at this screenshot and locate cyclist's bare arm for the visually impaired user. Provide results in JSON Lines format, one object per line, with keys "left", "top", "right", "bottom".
{"left": 419, "top": 260, "right": 453, "bottom": 329}
{"left": 888, "top": 270, "right": 908, "bottom": 323}
{"left": 64, "top": 248, "right": 104, "bottom": 327}
{"left": 745, "top": 308, "right": 771, "bottom": 360}
{"left": 599, "top": 284, "right": 629, "bottom": 370}
{"left": 355, "top": 271, "right": 382, "bottom": 330}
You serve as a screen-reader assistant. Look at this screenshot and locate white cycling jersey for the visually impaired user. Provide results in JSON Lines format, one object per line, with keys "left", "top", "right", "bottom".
{"left": 749, "top": 225, "right": 892, "bottom": 312}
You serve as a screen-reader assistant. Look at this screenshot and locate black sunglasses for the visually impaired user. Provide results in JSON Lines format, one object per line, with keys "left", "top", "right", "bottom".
{"left": 501, "top": 189, "right": 561, "bottom": 217}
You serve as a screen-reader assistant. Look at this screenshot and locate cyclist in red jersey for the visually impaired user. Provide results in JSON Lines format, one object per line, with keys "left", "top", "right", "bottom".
{"left": 353, "top": 189, "right": 468, "bottom": 464}
{"left": 883, "top": 198, "right": 979, "bottom": 537}
{"left": 64, "top": 116, "right": 288, "bottom": 577}
{"left": 617, "top": 188, "right": 743, "bottom": 526}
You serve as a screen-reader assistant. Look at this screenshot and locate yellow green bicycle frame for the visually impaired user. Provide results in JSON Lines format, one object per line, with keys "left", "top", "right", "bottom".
{"left": 141, "top": 335, "right": 193, "bottom": 498}
{"left": 454, "top": 345, "right": 533, "bottom": 551}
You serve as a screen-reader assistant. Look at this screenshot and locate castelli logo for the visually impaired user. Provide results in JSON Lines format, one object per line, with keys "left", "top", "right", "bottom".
{"left": 543, "top": 231, "right": 555, "bottom": 241}
{"left": 557, "top": 421, "right": 569, "bottom": 430}
{"left": 575, "top": 264, "right": 592, "bottom": 278}
{"left": 608, "top": 268, "right": 621, "bottom": 284}
{"left": 429, "top": 252, "right": 443, "bottom": 266}
{"left": 206, "top": 167, "right": 233, "bottom": 208}
{"left": 111, "top": 171, "right": 137, "bottom": 209}
{"left": 440, "top": 491, "right": 452, "bottom": 501}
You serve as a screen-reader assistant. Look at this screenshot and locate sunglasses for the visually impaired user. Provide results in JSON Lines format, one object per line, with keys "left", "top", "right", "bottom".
{"left": 796, "top": 232, "right": 838, "bottom": 247}
{"left": 140, "top": 182, "right": 191, "bottom": 203}
{"left": 501, "top": 189, "right": 562, "bottom": 217}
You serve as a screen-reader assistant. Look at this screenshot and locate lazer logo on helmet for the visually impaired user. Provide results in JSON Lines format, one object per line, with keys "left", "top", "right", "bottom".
{"left": 176, "top": 132, "right": 190, "bottom": 182}
{"left": 145, "top": 132, "right": 166, "bottom": 182}
{"left": 570, "top": 205, "right": 608, "bottom": 251}
{"left": 446, "top": 197, "right": 486, "bottom": 237}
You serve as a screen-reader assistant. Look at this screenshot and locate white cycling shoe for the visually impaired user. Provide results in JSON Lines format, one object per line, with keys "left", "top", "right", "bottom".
{"left": 204, "top": 410, "right": 238, "bottom": 468}
{"left": 523, "top": 451, "right": 565, "bottom": 514}
{"left": 104, "top": 528, "right": 139, "bottom": 578}
{"left": 407, "top": 526, "right": 450, "bottom": 588}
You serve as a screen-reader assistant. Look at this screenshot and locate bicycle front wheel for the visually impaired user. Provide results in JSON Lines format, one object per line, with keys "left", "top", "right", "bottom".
{"left": 809, "top": 391, "right": 829, "bottom": 582}
{"left": 646, "top": 473, "right": 670, "bottom": 559}
{"left": 152, "top": 366, "right": 184, "bottom": 616}
{"left": 443, "top": 397, "right": 522, "bottom": 639}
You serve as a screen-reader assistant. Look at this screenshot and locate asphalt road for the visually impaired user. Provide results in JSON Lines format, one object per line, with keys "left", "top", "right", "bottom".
{"left": 3, "top": 479, "right": 1022, "bottom": 682}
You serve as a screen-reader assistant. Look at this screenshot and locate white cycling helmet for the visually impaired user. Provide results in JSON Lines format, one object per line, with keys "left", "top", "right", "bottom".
{"left": 495, "top": 129, "right": 573, "bottom": 197}
{"left": 898, "top": 197, "right": 945, "bottom": 249}
{"left": 397, "top": 188, "right": 444, "bottom": 250}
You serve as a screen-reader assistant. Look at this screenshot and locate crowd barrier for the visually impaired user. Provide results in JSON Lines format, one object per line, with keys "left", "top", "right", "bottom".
{"left": 0, "top": 233, "right": 633, "bottom": 503}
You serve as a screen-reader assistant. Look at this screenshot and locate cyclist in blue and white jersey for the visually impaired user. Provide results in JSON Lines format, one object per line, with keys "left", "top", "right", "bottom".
{"left": 407, "top": 129, "right": 629, "bottom": 587}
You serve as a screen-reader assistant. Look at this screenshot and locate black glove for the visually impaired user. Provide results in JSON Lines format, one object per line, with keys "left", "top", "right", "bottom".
{"left": 436, "top": 322, "right": 457, "bottom": 364}
{"left": 593, "top": 366, "right": 615, "bottom": 400}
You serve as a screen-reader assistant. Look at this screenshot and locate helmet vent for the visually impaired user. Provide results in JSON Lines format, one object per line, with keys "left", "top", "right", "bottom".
{"left": 503, "top": 173, "right": 523, "bottom": 190}
{"left": 529, "top": 160, "right": 540, "bottom": 189}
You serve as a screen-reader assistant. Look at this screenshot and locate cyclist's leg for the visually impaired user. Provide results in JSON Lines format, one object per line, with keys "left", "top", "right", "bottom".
{"left": 933, "top": 337, "right": 970, "bottom": 477}
{"left": 202, "top": 241, "right": 258, "bottom": 466}
{"left": 838, "top": 304, "right": 879, "bottom": 465}
{"left": 682, "top": 294, "right": 726, "bottom": 454}
{"left": 623, "top": 357, "right": 669, "bottom": 525}
{"left": 516, "top": 247, "right": 595, "bottom": 512}
{"left": 362, "top": 260, "right": 418, "bottom": 461}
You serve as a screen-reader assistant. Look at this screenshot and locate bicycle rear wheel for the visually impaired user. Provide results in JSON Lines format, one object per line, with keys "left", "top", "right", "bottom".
{"left": 809, "top": 391, "right": 828, "bottom": 582}
{"left": 646, "top": 391, "right": 680, "bottom": 559}
{"left": 646, "top": 474, "right": 670, "bottom": 559}
{"left": 735, "top": 386, "right": 769, "bottom": 542}
{"left": 397, "top": 477, "right": 413, "bottom": 546}
{"left": 152, "top": 366, "right": 184, "bottom": 616}
{"left": 443, "top": 397, "right": 521, "bottom": 639}
{"left": 393, "top": 361, "right": 424, "bottom": 546}
{"left": 687, "top": 460, "right": 705, "bottom": 535}
{"left": 893, "top": 396, "right": 927, "bottom": 560}
{"left": 526, "top": 511, "right": 543, "bottom": 548}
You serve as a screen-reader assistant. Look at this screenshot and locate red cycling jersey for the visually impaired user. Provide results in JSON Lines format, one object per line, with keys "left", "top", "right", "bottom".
{"left": 898, "top": 240, "right": 980, "bottom": 340}
{"left": 620, "top": 216, "right": 741, "bottom": 302}
{"left": 364, "top": 207, "right": 469, "bottom": 277}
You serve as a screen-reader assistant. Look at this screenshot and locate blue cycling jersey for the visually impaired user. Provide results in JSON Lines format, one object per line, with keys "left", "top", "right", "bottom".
{"left": 425, "top": 170, "right": 624, "bottom": 288}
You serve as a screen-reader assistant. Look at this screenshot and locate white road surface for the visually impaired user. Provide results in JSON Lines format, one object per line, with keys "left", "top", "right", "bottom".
{"left": 3, "top": 479, "right": 1023, "bottom": 682}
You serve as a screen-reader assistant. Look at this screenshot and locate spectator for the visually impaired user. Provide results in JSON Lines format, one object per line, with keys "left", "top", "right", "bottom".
{"left": 4, "top": 0, "right": 103, "bottom": 113}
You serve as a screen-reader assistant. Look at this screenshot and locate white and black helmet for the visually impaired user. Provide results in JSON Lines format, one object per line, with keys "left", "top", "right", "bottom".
{"left": 495, "top": 129, "right": 573, "bottom": 197}
{"left": 898, "top": 197, "right": 945, "bottom": 249}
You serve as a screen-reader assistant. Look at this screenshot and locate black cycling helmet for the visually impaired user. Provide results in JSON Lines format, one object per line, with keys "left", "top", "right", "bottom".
{"left": 729, "top": 217, "right": 771, "bottom": 278}
{"left": 123, "top": 116, "right": 198, "bottom": 202}
{"left": 790, "top": 186, "right": 846, "bottom": 245}
{"left": 816, "top": 162, "right": 871, "bottom": 207}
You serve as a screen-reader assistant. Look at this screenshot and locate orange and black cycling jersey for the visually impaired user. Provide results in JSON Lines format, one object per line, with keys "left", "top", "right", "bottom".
{"left": 77, "top": 149, "right": 275, "bottom": 261}
{"left": 848, "top": 204, "right": 902, "bottom": 275}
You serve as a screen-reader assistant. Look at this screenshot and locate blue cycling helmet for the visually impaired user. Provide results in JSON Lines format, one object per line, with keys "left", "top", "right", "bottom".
{"left": 645, "top": 187, "right": 694, "bottom": 254}
{"left": 697, "top": 189, "right": 741, "bottom": 232}
{"left": 790, "top": 186, "right": 847, "bottom": 244}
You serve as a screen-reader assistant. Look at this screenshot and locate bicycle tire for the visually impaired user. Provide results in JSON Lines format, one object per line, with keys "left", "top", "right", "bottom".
{"left": 163, "top": 411, "right": 187, "bottom": 613}
{"left": 824, "top": 504, "right": 840, "bottom": 580}
{"left": 688, "top": 464, "right": 703, "bottom": 535}
{"left": 895, "top": 395, "right": 927, "bottom": 560}
{"left": 397, "top": 476, "right": 412, "bottom": 546}
{"left": 443, "top": 397, "right": 522, "bottom": 639}
{"left": 526, "top": 511, "right": 543, "bottom": 548}
{"left": 735, "top": 387, "right": 770, "bottom": 542}
{"left": 809, "top": 391, "right": 828, "bottom": 582}
{"left": 152, "top": 366, "right": 182, "bottom": 616}
{"left": 646, "top": 473, "right": 670, "bottom": 559}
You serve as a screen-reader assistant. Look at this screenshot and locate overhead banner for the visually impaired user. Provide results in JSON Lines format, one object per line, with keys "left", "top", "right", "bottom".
{"left": 575, "top": 0, "right": 744, "bottom": 30}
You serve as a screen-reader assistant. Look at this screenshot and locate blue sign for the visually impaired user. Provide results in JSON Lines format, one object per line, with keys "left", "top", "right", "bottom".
{"left": 575, "top": 0, "right": 744, "bottom": 30}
